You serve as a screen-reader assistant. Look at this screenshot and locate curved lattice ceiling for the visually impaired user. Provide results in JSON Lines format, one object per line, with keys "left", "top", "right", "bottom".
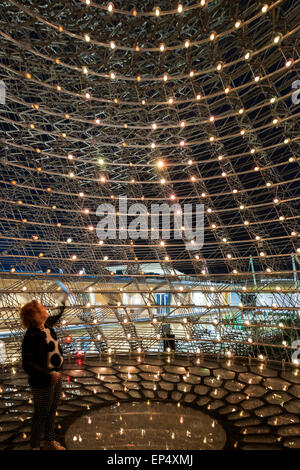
{"left": 0, "top": 0, "right": 299, "bottom": 364}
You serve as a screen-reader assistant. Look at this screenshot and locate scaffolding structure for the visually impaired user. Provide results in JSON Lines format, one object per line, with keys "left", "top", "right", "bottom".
{"left": 0, "top": 0, "right": 299, "bottom": 364}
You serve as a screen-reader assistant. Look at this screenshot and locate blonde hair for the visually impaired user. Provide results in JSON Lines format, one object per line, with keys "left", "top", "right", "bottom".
{"left": 20, "top": 300, "right": 41, "bottom": 329}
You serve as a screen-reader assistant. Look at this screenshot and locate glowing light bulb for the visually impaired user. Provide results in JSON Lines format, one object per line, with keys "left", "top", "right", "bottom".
{"left": 235, "top": 20, "right": 241, "bottom": 28}
{"left": 273, "top": 34, "right": 281, "bottom": 44}
{"left": 107, "top": 2, "right": 114, "bottom": 12}
{"left": 184, "top": 40, "right": 190, "bottom": 48}
{"left": 154, "top": 6, "right": 161, "bottom": 16}
{"left": 178, "top": 4, "right": 183, "bottom": 13}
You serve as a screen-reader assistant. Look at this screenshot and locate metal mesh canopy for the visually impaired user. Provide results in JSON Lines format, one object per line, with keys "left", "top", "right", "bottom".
{"left": 0, "top": 0, "right": 299, "bottom": 364}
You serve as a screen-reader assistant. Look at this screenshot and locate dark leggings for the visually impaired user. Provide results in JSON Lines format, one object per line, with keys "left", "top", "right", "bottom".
{"left": 30, "top": 379, "right": 62, "bottom": 448}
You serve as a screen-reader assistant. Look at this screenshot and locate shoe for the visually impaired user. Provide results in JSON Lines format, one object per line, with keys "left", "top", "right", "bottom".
{"left": 43, "top": 440, "right": 66, "bottom": 450}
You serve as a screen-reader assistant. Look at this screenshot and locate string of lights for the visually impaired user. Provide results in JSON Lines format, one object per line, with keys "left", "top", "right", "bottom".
{"left": 0, "top": 0, "right": 299, "bottom": 365}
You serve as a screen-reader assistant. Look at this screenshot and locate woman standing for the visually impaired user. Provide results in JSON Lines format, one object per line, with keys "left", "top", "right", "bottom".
{"left": 20, "top": 299, "right": 66, "bottom": 450}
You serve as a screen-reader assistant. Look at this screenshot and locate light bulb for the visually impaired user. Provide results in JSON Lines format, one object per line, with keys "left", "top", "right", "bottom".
{"left": 273, "top": 33, "right": 282, "bottom": 44}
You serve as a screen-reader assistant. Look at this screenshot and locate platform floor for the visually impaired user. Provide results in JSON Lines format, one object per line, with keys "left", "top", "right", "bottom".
{"left": 1, "top": 355, "right": 300, "bottom": 450}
